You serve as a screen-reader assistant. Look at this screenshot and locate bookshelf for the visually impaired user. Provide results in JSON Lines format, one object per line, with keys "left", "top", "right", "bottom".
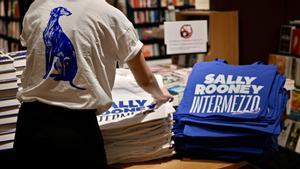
{"left": 0, "top": 0, "right": 21, "bottom": 53}
{"left": 176, "top": 10, "right": 239, "bottom": 65}
{"left": 126, "top": 0, "right": 195, "bottom": 60}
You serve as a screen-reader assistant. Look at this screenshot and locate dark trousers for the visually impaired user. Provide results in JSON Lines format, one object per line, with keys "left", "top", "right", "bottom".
{"left": 13, "top": 101, "right": 107, "bottom": 168}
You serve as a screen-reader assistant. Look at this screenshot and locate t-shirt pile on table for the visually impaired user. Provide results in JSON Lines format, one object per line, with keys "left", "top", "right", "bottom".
{"left": 173, "top": 59, "right": 288, "bottom": 160}
{"left": 98, "top": 69, "right": 175, "bottom": 165}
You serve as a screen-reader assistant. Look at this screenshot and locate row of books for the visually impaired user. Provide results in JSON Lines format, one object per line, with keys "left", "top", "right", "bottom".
{"left": 7, "top": 21, "right": 19, "bottom": 39}
{"left": 7, "top": 0, "right": 19, "bottom": 18}
{"left": 0, "top": 1, "right": 4, "bottom": 17}
{"left": 278, "top": 118, "right": 300, "bottom": 154}
{"left": 171, "top": 53, "right": 205, "bottom": 68}
{"left": 164, "top": 9, "right": 176, "bottom": 21}
{"left": 278, "top": 20, "right": 300, "bottom": 56}
{"left": 168, "top": 0, "right": 195, "bottom": 7}
{"left": 136, "top": 27, "right": 154, "bottom": 40}
{"left": 0, "top": 20, "right": 7, "bottom": 34}
{"left": 128, "top": 0, "right": 159, "bottom": 8}
{"left": 9, "top": 41, "right": 20, "bottom": 52}
{"left": 143, "top": 43, "right": 161, "bottom": 58}
{"left": 289, "top": 89, "right": 300, "bottom": 120}
{"left": 0, "top": 39, "right": 8, "bottom": 51}
{"left": 268, "top": 53, "right": 300, "bottom": 88}
{"left": 0, "top": 50, "right": 27, "bottom": 151}
{"left": 0, "top": 41, "right": 20, "bottom": 53}
{"left": 128, "top": 0, "right": 195, "bottom": 8}
{"left": 133, "top": 10, "right": 162, "bottom": 24}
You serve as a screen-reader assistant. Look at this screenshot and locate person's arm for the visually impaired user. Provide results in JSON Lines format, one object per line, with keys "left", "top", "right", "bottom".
{"left": 127, "top": 50, "right": 173, "bottom": 108}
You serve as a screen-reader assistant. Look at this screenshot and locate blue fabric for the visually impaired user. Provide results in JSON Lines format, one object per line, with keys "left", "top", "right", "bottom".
{"left": 176, "top": 60, "right": 278, "bottom": 120}
{"left": 172, "top": 59, "right": 288, "bottom": 160}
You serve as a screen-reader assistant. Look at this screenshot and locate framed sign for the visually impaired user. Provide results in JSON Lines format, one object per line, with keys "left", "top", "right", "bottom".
{"left": 164, "top": 20, "right": 208, "bottom": 55}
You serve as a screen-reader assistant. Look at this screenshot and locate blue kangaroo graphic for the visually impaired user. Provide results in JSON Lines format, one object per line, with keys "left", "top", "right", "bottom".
{"left": 43, "top": 6, "right": 85, "bottom": 90}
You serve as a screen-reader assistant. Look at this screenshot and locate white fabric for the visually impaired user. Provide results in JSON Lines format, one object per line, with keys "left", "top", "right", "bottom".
{"left": 17, "top": 0, "right": 143, "bottom": 114}
{"left": 99, "top": 69, "right": 175, "bottom": 164}
{"left": 98, "top": 69, "right": 174, "bottom": 129}
{"left": 107, "top": 143, "right": 175, "bottom": 164}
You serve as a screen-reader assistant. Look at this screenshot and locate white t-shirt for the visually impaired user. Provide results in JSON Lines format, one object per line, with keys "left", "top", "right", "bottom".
{"left": 17, "top": 0, "right": 143, "bottom": 114}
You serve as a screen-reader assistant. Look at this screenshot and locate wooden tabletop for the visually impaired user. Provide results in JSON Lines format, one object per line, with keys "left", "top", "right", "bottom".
{"left": 108, "top": 158, "right": 255, "bottom": 169}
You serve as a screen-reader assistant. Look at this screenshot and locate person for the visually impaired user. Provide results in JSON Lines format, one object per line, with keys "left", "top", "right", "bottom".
{"left": 13, "top": 0, "right": 173, "bottom": 168}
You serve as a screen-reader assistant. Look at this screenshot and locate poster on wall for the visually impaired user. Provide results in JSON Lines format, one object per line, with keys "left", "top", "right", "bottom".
{"left": 164, "top": 20, "right": 208, "bottom": 55}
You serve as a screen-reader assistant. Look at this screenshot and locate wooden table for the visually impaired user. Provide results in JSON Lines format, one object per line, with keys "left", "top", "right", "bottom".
{"left": 108, "top": 158, "right": 255, "bottom": 169}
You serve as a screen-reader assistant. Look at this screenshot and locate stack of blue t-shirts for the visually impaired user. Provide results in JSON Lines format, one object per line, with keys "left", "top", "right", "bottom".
{"left": 173, "top": 59, "right": 288, "bottom": 160}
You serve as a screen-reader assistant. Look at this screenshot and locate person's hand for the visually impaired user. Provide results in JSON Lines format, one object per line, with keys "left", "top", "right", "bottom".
{"left": 152, "top": 88, "right": 174, "bottom": 108}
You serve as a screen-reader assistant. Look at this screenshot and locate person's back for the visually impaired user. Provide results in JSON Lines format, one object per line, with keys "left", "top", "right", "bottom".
{"left": 19, "top": 0, "right": 142, "bottom": 112}
{"left": 14, "top": 1, "right": 172, "bottom": 168}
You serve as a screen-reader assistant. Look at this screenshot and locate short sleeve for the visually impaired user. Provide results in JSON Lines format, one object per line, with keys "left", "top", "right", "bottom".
{"left": 116, "top": 26, "right": 143, "bottom": 63}
{"left": 20, "top": 15, "right": 29, "bottom": 47}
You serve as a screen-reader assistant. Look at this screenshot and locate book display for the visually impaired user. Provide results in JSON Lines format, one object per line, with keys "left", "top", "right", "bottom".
{"left": 0, "top": 0, "right": 21, "bottom": 52}
{"left": 278, "top": 21, "right": 300, "bottom": 58}
{"left": 126, "top": 0, "right": 195, "bottom": 60}
{"left": 269, "top": 22, "right": 300, "bottom": 143}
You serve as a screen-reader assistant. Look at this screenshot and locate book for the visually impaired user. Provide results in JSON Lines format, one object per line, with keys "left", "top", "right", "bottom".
{"left": 295, "top": 58, "right": 300, "bottom": 88}
{"left": 285, "top": 120, "right": 300, "bottom": 151}
{"left": 278, "top": 118, "right": 294, "bottom": 147}
{"left": 291, "top": 28, "right": 300, "bottom": 56}
{"left": 291, "top": 89, "right": 300, "bottom": 116}
{"left": 143, "top": 44, "right": 155, "bottom": 58}
{"left": 268, "top": 53, "right": 294, "bottom": 78}
{"left": 278, "top": 25, "right": 296, "bottom": 54}
{"left": 195, "top": 0, "right": 210, "bottom": 10}
{"left": 289, "top": 20, "right": 300, "bottom": 28}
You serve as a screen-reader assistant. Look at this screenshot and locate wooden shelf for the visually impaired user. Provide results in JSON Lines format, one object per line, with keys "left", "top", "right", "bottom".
{"left": 129, "top": 5, "right": 195, "bottom": 11}
{"left": 129, "top": 7, "right": 161, "bottom": 11}
{"left": 145, "top": 55, "right": 170, "bottom": 61}
{"left": 0, "top": 34, "right": 20, "bottom": 43}
{"left": 141, "top": 39, "right": 164, "bottom": 44}
{"left": 7, "top": 16, "right": 20, "bottom": 22}
{"left": 134, "top": 22, "right": 163, "bottom": 28}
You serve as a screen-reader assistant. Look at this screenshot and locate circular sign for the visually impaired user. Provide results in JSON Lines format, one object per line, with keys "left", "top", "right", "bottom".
{"left": 180, "top": 24, "right": 193, "bottom": 39}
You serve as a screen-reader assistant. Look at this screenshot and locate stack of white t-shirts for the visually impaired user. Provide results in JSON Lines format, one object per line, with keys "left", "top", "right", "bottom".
{"left": 98, "top": 69, "right": 175, "bottom": 165}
